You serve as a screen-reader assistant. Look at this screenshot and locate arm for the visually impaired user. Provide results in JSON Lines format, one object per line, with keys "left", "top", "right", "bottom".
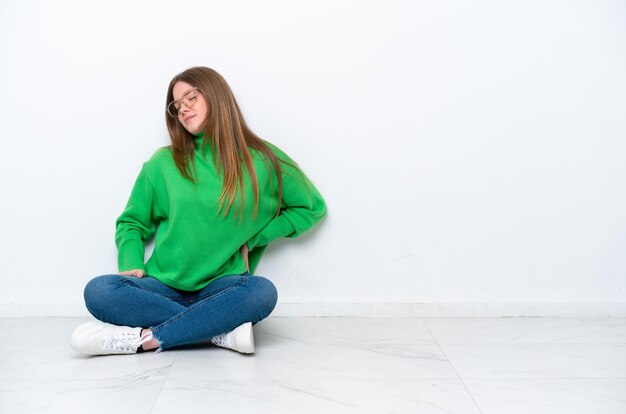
{"left": 115, "top": 164, "right": 165, "bottom": 273}
{"left": 246, "top": 146, "right": 327, "bottom": 268}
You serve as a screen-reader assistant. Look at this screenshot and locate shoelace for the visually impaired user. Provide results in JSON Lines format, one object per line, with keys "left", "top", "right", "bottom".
{"left": 103, "top": 331, "right": 154, "bottom": 352}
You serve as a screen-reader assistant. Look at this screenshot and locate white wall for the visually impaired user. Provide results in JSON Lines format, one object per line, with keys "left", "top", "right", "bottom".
{"left": 1, "top": 0, "right": 625, "bottom": 316}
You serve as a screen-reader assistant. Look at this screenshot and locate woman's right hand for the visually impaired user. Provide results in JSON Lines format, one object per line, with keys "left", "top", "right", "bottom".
{"left": 240, "top": 243, "right": 250, "bottom": 272}
{"left": 119, "top": 269, "right": 146, "bottom": 278}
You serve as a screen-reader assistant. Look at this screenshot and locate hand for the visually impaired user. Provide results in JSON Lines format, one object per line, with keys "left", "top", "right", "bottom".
{"left": 240, "top": 243, "right": 250, "bottom": 272}
{"left": 119, "top": 269, "right": 146, "bottom": 278}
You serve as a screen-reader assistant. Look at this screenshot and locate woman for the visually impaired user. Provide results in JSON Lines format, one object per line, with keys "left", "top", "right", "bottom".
{"left": 70, "top": 67, "right": 327, "bottom": 355}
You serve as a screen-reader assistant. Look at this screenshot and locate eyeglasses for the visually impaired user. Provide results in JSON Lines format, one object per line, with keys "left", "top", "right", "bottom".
{"left": 167, "top": 87, "right": 200, "bottom": 118}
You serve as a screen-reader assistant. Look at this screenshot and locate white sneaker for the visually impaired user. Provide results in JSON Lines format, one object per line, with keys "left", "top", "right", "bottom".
{"left": 210, "top": 322, "right": 255, "bottom": 354}
{"left": 70, "top": 321, "right": 153, "bottom": 355}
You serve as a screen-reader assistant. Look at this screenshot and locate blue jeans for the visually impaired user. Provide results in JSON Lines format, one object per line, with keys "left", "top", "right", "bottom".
{"left": 83, "top": 273, "right": 278, "bottom": 350}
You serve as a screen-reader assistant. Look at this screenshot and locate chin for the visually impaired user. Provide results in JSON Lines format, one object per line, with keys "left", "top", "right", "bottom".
{"left": 185, "top": 126, "right": 199, "bottom": 134}
{"left": 185, "top": 121, "right": 207, "bottom": 135}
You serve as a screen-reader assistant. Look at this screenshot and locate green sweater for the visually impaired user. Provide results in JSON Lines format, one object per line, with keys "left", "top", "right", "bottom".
{"left": 115, "top": 134, "right": 327, "bottom": 291}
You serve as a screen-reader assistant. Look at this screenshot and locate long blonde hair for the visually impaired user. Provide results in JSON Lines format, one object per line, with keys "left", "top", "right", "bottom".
{"left": 165, "top": 67, "right": 294, "bottom": 219}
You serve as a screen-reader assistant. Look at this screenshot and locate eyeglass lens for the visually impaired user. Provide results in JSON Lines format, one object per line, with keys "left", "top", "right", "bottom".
{"left": 168, "top": 89, "right": 198, "bottom": 117}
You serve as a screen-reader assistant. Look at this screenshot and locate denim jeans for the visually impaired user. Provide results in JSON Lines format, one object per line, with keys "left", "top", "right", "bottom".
{"left": 83, "top": 272, "right": 278, "bottom": 350}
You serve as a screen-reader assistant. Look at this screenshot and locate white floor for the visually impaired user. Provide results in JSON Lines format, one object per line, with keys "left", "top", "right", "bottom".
{"left": 1, "top": 317, "right": 625, "bottom": 413}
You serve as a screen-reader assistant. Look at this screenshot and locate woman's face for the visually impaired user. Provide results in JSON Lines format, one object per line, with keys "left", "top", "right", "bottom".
{"left": 172, "top": 81, "right": 208, "bottom": 135}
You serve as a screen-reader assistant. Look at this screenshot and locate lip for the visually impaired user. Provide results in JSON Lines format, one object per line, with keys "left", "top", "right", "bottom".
{"left": 183, "top": 115, "right": 195, "bottom": 123}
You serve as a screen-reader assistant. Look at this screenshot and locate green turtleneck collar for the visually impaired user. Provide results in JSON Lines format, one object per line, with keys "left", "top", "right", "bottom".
{"left": 194, "top": 131, "right": 207, "bottom": 145}
{"left": 193, "top": 132, "right": 211, "bottom": 155}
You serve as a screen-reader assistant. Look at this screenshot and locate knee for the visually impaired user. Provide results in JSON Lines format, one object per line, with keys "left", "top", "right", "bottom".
{"left": 249, "top": 276, "right": 278, "bottom": 312}
{"left": 83, "top": 274, "right": 124, "bottom": 313}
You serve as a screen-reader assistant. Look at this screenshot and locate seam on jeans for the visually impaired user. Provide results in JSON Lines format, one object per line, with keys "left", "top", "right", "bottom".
{"left": 119, "top": 277, "right": 186, "bottom": 306}
{"left": 195, "top": 274, "right": 249, "bottom": 301}
{"left": 152, "top": 276, "right": 248, "bottom": 344}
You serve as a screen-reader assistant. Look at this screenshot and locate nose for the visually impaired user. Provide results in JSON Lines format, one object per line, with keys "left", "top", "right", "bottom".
{"left": 179, "top": 104, "right": 191, "bottom": 116}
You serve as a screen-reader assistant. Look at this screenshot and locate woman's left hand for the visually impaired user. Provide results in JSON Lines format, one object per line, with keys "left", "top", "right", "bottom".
{"left": 240, "top": 243, "right": 250, "bottom": 272}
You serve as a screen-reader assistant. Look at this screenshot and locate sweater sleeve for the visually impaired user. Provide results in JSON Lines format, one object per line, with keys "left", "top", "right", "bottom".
{"left": 114, "top": 164, "right": 164, "bottom": 272}
{"left": 247, "top": 145, "right": 327, "bottom": 252}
